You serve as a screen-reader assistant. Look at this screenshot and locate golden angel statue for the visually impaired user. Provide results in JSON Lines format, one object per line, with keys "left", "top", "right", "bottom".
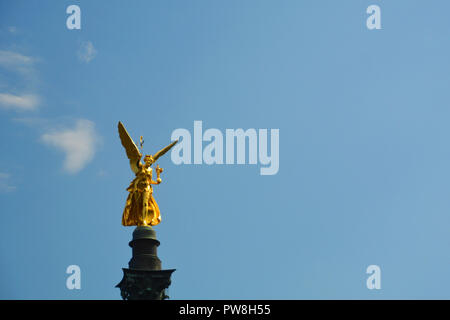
{"left": 118, "top": 121, "right": 177, "bottom": 227}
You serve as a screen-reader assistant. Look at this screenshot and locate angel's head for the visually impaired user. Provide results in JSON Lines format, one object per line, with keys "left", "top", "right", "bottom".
{"left": 144, "top": 155, "right": 154, "bottom": 167}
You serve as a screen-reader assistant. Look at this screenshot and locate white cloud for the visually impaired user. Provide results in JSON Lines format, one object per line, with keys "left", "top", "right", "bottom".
{"left": 0, "top": 93, "right": 39, "bottom": 111}
{"left": 0, "top": 50, "right": 40, "bottom": 106}
{"left": 0, "top": 173, "right": 16, "bottom": 193}
{"left": 77, "top": 41, "right": 97, "bottom": 63}
{"left": 0, "top": 50, "right": 35, "bottom": 72}
{"left": 41, "top": 119, "right": 99, "bottom": 174}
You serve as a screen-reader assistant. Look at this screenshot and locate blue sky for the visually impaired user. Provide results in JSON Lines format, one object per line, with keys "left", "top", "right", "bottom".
{"left": 1, "top": 0, "right": 450, "bottom": 299}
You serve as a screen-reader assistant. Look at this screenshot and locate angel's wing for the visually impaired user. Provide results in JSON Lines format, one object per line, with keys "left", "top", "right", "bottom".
{"left": 152, "top": 140, "right": 178, "bottom": 163}
{"left": 118, "top": 121, "right": 142, "bottom": 173}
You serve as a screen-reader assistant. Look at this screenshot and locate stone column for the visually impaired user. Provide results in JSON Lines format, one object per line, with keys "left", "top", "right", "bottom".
{"left": 116, "top": 226, "right": 175, "bottom": 300}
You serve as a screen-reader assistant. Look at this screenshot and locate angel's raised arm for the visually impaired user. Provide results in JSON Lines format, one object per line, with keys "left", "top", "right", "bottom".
{"left": 118, "top": 121, "right": 142, "bottom": 174}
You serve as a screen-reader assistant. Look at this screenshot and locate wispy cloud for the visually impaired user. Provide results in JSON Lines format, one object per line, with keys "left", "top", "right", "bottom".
{"left": 0, "top": 93, "right": 39, "bottom": 111}
{"left": 0, "top": 173, "right": 16, "bottom": 193}
{"left": 41, "top": 119, "right": 99, "bottom": 174}
{"left": 97, "top": 169, "right": 107, "bottom": 177}
{"left": 8, "top": 26, "right": 18, "bottom": 34}
{"left": 0, "top": 50, "right": 41, "bottom": 110}
{"left": 0, "top": 26, "right": 19, "bottom": 36}
{"left": 77, "top": 41, "right": 97, "bottom": 63}
{"left": 0, "top": 50, "right": 35, "bottom": 74}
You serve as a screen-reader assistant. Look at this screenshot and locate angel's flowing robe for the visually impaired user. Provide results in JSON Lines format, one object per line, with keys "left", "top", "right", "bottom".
{"left": 122, "top": 166, "right": 161, "bottom": 226}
